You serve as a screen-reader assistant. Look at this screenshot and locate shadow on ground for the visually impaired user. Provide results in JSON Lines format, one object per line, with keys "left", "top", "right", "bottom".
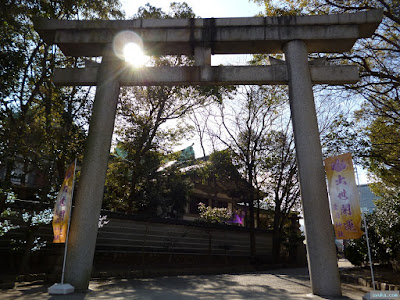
{"left": 0, "top": 268, "right": 370, "bottom": 300}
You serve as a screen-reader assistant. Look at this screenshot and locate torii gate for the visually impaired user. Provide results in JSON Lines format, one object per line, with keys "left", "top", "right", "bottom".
{"left": 34, "top": 9, "right": 382, "bottom": 296}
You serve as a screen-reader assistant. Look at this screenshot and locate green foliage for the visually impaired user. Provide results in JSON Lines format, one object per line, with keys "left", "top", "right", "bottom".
{"left": 371, "top": 192, "right": 400, "bottom": 270}
{"left": 0, "top": 190, "right": 19, "bottom": 236}
{"left": 107, "top": 82, "right": 199, "bottom": 213}
{"left": 198, "top": 150, "right": 241, "bottom": 183}
{"left": 198, "top": 202, "right": 232, "bottom": 224}
{"left": 191, "top": 150, "right": 252, "bottom": 205}
{"left": 169, "top": 2, "right": 196, "bottom": 19}
{"left": 133, "top": 163, "right": 193, "bottom": 218}
{"left": 104, "top": 148, "right": 193, "bottom": 217}
{"left": 134, "top": 2, "right": 194, "bottom": 19}
{"left": 344, "top": 238, "right": 368, "bottom": 266}
{"left": 344, "top": 193, "right": 400, "bottom": 270}
{"left": 363, "top": 113, "right": 400, "bottom": 187}
{"left": 280, "top": 215, "right": 305, "bottom": 257}
{"left": 0, "top": 199, "right": 20, "bottom": 237}
{"left": 320, "top": 114, "right": 368, "bottom": 164}
{"left": 0, "top": 0, "right": 124, "bottom": 206}
{"left": 253, "top": 0, "right": 400, "bottom": 191}
{"left": 135, "top": 3, "right": 166, "bottom": 19}
{"left": 252, "top": 0, "right": 312, "bottom": 16}
{"left": 0, "top": 187, "right": 53, "bottom": 255}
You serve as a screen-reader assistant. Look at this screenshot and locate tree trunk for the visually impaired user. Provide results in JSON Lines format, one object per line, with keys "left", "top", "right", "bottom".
{"left": 247, "top": 167, "right": 256, "bottom": 260}
{"left": 272, "top": 205, "right": 282, "bottom": 263}
{"left": 128, "top": 154, "right": 142, "bottom": 212}
{"left": 272, "top": 228, "right": 282, "bottom": 263}
{"left": 256, "top": 196, "right": 260, "bottom": 228}
{"left": 248, "top": 192, "right": 256, "bottom": 259}
{"left": 0, "top": 161, "right": 14, "bottom": 212}
{"left": 19, "top": 226, "right": 38, "bottom": 275}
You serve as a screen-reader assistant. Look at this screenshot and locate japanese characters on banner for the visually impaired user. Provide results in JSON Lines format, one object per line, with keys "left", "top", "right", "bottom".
{"left": 324, "top": 153, "right": 363, "bottom": 240}
{"left": 52, "top": 162, "right": 76, "bottom": 243}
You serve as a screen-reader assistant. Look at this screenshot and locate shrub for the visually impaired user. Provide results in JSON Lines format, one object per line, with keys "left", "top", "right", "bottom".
{"left": 344, "top": 193, "right": 400, "bottom": 270}
{"left": 197, "top": 202, "right": 232, "bottom": 224}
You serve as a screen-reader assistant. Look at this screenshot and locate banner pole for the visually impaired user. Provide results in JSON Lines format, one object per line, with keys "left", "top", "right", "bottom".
{"left": 355, "top": 167, "right": 376, "bottom": 290}
{"left": 361, "top": 209, "right": 376, "bottom": 290}
{"left": 61, "top": 159, "right": 77, "bottom": 285}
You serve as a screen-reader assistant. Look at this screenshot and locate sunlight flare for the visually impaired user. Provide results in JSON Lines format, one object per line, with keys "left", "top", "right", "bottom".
{"left": 123, "top": 42, "right": 148, "bottom": 67}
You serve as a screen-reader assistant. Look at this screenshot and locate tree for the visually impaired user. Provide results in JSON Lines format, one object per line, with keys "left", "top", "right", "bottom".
{"left": 0, "top": 0, "right": 123, "bottom": 206}
{"left": 104, "top": 2, "right": 233, "bottom": 214}
{"left": 104, "top": 145, "right": 193, "bottom": 218}
{"left": 323, "top": 1, "right": 400, "bottom": 192}
{"left": 369, "top": 190, "right": 400, "bottom": 271}
{"left": 201, "top": 85, "right": 287, "bottom": 257}
{"left": 344, "top": 191, "right": 400, "bottom": 271}
{"left": 194, "top": 85, "right": 303, "bottom": 262}
{"left": 252, "top": 0, "right": 400, "bottom": 191}
{"left": 193, "top": 149, "right": 250, "bottom": 214}
{"left": 0, "top": 0, "right": 124, "bottom": 274}
{"left": 260, "top": 124, "right": 301, "bottom": 262}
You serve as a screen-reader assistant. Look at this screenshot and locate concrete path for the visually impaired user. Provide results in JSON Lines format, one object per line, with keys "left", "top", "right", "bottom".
{"left": 0, "top": 267, "right": 371, "bottom": 300}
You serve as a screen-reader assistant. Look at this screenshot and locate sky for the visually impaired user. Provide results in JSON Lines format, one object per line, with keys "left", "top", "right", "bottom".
{"left": 120, "top": 0, "right": 263, "bottom": 19}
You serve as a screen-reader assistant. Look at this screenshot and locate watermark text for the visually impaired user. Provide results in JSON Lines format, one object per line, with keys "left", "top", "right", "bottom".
{"left": 371, "top": 291, "right": 400, "bottom": 299}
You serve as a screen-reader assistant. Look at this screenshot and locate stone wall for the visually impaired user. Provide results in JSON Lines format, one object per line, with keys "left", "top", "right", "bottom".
{"left": 0, "top": 210, "right": 306, "bottom": 276}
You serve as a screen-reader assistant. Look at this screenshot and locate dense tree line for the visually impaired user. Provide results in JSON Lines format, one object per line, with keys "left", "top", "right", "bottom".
{"left": 0, "top": 0, "right": 123, "bottom": 208}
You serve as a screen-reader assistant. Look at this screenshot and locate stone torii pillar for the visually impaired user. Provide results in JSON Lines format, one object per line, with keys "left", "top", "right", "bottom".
{"left": 284, "top": 40, "right": 340, "bottom": 295}
{"left": 61, "top": 45, "right": 121, "bottom": 292}
{"left": 34, "top": 10, "right": 382, "bottom": 296}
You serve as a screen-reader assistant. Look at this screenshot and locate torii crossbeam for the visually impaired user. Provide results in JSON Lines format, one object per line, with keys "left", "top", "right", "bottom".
{"left": 34, "top": 9, "right": 382, "bottom": 296}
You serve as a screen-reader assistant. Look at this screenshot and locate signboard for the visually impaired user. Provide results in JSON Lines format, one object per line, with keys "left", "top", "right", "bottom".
{"left": 52, "top": 162, "right": 76, "bottom": 243}
{"left": 324, "top": 153, "right": 363, "bottom": 239}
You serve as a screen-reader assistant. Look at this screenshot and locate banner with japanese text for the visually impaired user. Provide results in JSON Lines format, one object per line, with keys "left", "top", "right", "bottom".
{"left": 324, "top": 153, "right": 363, "bottom": 240}
{"left": 52, "top": 162, "right": 75, "bottom": 243}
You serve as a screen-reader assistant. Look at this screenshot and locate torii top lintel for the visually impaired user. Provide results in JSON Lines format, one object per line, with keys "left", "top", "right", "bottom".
{"left": 34, "top": 9, "right": 382, "bottom": 57}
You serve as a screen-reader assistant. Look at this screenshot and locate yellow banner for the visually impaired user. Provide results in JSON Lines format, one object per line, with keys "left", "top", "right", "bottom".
{"left": 324, "top": 153, "right": 363, "bottom": 240}
{"left": 52, "top": 162, "right": 75, "bottom": 243}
